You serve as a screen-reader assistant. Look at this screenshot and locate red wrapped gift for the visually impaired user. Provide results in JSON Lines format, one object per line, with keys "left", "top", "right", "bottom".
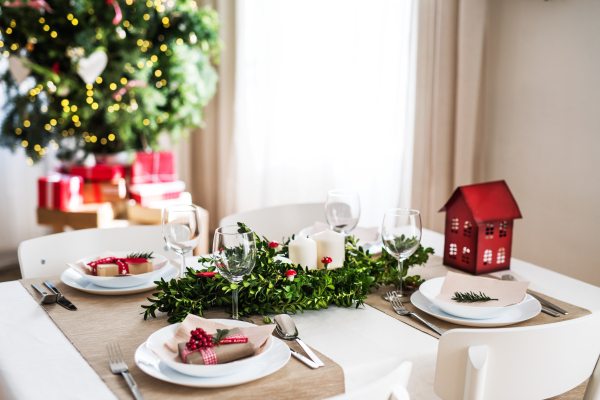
{"left": 38, "top": 174, "right": 84, "bottom": 211}
{"left": 82, "top": 179, "right": 127, "bottom": 203}
{"left": 70, "top": 165, "right": 124, "bottom": 182}
{"left": 129, "top": 181, "right": 186, "bottom": 207}
{"left": 131, "top": 151, "right": 177, "bottom": 184}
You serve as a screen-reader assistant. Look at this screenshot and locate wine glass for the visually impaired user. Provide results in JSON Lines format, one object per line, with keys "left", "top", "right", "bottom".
{"left": 213, "top": 225, "right": 257, "bottom": 320}
{"left": 325, "top": 190, "right": 361, "bottom": 236}
{"left": 381, "top": 208, "right": 422, "bottom": 300}
{"left": 162, "top": 204, "right": 203, "bottom": 279}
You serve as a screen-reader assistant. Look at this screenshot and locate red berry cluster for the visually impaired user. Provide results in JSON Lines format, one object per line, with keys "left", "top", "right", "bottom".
{"left": 185, "top": 328, "right": 215, "bottom": 351}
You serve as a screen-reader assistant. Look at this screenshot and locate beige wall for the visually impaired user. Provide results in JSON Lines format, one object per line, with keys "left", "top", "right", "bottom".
{"left": 482, "top": 0, "right": 600, "bottom": 285}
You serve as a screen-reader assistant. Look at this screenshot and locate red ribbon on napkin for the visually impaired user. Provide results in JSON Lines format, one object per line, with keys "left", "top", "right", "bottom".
{"left": 87, "top": 257, "right": 148, "bottom": 275}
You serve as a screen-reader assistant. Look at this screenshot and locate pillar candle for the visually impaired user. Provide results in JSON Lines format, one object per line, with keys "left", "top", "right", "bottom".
{"left": 314, "top": 229, "right": 345, "bottom": 269}
{"left": 288, "top": 236, "right": 317, "bottom": 270}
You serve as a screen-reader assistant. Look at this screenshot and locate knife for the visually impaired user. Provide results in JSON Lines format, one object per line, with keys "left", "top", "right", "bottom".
{"left": 43, "top": 280, "right": 77, "bottom": 311}
{"left": 290, "top": 348, "right": 319, "bottom": 369}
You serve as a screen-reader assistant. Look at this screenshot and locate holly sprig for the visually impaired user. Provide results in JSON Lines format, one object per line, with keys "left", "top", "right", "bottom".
{"left": 142, "top": 223, "right": 434, "bottom": 323}
{"left": 213, "top": 329, "right": 229, "bottom": 345}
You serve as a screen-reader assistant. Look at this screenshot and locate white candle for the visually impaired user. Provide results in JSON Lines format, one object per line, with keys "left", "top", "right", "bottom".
{"left": 288, "top": 236, "right": 318, "bottom": 270}
{"left": 314, "top": 229, "right": 345, "bottom": 269}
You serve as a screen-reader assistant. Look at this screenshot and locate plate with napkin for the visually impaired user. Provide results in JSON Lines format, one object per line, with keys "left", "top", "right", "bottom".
{"left": 147, "top": 315, "right": 277, "bottom": 378}
{"left": 419, "top": 272, "right": 531, "bottom": 319}
{"left": 67, "top": 251, "right": 170, "bottom": 288}
{"left": 299, "top": 221, "right": 380, "bottom": 248}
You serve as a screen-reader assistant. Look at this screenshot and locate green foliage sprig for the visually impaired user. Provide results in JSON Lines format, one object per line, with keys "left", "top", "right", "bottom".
{"left": 142, "top": 223, "right": 435, "bottom": 323}
{"left": 126, "top": 251, "right": 154, "bottom": 260}
{"left": 451, "top": 291, "right": 498, "bottom": 303}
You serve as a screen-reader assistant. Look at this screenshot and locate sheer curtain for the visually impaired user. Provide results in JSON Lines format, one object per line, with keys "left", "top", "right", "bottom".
{"left": 233, "top": 0, "right": 418, "bottom": 227}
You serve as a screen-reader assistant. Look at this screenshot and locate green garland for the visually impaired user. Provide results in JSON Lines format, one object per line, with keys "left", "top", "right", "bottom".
{"left": 142, "top": 223, "right": 434, "bottom": 323}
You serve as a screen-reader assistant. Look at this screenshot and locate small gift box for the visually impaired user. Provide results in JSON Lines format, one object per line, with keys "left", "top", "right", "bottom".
{"left": 131, "top": 151, "right": 177, "bottom": 185}
{"left": 178, "top": 328, "right": 254, "bottom": 365}
{"left": 70, "top": 164, "right": 124, "bottom": 183}
{"left": 82, "top": 179, "right": 127, "bottom": 203}
{"left": 88, "top": 256, "right": 154, "bottom": 276}
{"left": 129, "top": 180, "right": 186, "bottom": 207}
{"left": 38, "top": 174, "right": 84, "bottom": 211}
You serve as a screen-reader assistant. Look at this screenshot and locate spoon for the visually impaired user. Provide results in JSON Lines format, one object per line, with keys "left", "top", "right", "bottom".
{"left": 274, "top": 314, "right": 324, "bottom": 367}
{"left": 31, "top": 283, "right": 59, "bottom": 304}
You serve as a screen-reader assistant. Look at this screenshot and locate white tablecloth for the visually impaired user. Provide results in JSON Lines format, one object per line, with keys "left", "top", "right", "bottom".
{"left": 2, "top": 229, "right": 599, "bottom": 400}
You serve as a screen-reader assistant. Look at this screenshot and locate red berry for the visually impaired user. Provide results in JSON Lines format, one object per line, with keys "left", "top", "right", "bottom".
{"left": 190, "top": 339, "right": 196, "bottom": 344}
{"left": 186, "top": 342, "right": 191, "bottom": 347}
{"left": 190, "top": 330, "right": 196, "bottom": 335}
{"left": 268, "top": 241, "right": 279, "bottom": 248}
{"left": 190, "top": 344, "right": 197, "bottom": 350}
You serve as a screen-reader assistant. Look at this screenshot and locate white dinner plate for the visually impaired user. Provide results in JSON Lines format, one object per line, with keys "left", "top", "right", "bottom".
{"left": 146, "top": 320, "right": 275, "bottom": 377}
{"left": 135, "top": 324, "right": 290, "bottom": 388}
{"left": 73, "top": 251, "right": 169, "bottom": 288}
{"left": 419, "top": 276, "right": 527, "bottom": 319}
{"left": 411, "top": 290, "right": 541, "bottom": 327}
{"left": 60, "top": 263, "right": 178, "bottom": 295}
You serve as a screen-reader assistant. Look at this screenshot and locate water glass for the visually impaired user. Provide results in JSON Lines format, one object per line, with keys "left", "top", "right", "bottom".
{"left": 162, "top": 204, "right": 202, "bottom": 279}
{"left": 325, "top": 190, "right": 360, "bottom": 235}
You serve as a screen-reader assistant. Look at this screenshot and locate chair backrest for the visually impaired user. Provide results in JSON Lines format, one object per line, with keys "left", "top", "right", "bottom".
{"left": 18, "top": 226, "right": 175, "bottom": 279}
{"left": 326, "top": 361, "right": 412, "bottom": 400}
{"left": 219, "top": 203, "right": 326, "bottom": 242}
{"left": 434, "top": 314, "right": 600, "bottom": 400}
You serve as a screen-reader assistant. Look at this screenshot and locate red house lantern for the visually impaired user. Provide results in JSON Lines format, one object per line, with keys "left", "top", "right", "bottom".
{"left": 439, "top": 180, "right": 522, "bottom": 275}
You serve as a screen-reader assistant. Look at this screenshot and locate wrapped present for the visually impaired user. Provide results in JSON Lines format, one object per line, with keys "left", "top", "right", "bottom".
{"left": 178, "top": 328, "right": 254, "bottom": 365}
{"left": 70, "top": 164, "right": 124, "bottom": 182}
{"left": 83, "top": 179, "right": 127, "bottom": 203}
{"left": 37, "top": 203, "right": 115, "bottom": 229}
{"left": 38, "top": 174, "right": 84, "bottom": 211}
{"left": 88, "top": 256, "right": 154, "bottom": 276}
{"left": 127, "top": 192, "right": 192, "bottom": 223}
{"left": 129, "top": 180, "right": 186, "bottom": 207}
{"left": 131, "top": 151, "right": 177, "bottom": 184}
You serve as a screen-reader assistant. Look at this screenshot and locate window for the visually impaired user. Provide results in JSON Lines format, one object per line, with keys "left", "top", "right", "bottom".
{"left": 462, "top": 247, "right": 470, "bottom": 264}
{"left": 463, "top": 221, "right": 472, "bottom": 237}
{"left": 497, "top": 248, "right": 506, "bottom": 264}
{"left": 499, "top": 221, "right": 508, "bottom": 238}
{"left": 483, "top": 249, "right": 492, "bottom": 265}
{"left": 449, "top": 243, "right": 457, "bottom": 259}
{"left": 451, "top": 218, "right": 459, "bottom": 233}
{"left": 485, "top": 223, "right": 494, "bottom": 239}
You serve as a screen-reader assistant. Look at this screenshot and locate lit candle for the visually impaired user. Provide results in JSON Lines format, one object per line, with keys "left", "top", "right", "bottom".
{"left": 288, "top": 236, "right": 317, "bottom": 270}
{"left": 314, "top": 230, "right": 345, "bottom": 269}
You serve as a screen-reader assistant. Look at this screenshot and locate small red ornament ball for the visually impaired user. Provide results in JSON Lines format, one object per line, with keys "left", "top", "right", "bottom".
{"left": 321, "top": 256, "right": 332, "bottom": 264}
{"left": 268, "top": 241, "right": 279, "bottom": 248}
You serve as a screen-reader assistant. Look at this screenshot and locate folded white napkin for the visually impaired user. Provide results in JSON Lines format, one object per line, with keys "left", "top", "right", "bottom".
{"left": 309, "top": 221, "right": 379, "bottom": 246}
{"left": 436, "top": 271, "right": 530, "bottom": 307}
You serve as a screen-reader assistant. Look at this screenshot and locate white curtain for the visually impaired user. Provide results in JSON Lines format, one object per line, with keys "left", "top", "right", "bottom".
{"left": 233, "top": 0, "right": 418, "bottom": 227}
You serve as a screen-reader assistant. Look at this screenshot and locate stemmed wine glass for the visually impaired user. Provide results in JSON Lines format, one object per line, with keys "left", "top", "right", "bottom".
{"left": 325, "top": 190, "right": 361, "bottom": 236}
{"left": 162, "top": 204, "right": 203, "bottom": 279}
{"left": 213, "top": 225, "right": 257, "bottom": 320}
{"left": 381, "top": 208, "right": 422, "bottom": 300}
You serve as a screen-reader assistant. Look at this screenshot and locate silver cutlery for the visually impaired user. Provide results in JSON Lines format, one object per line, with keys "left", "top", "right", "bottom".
{"left": 274, "top": 314, "right": 324, "bottom": 367}
{"left": 388, "top": 291, "right": 445, "bottom": 336}
{"left": 289, "top": 348, "right": 320, "bottom": 369}
{"left": 501, "top": 275, "right": 567, "bottom": 316}
{"left": 44, "top": 280, "right": 77, "bottom": 311}
{"left": 107, "top": 343, "right": 145, "bottom": 400}
{"left": 31, "top": 283, "right": 59, "bottom": 304}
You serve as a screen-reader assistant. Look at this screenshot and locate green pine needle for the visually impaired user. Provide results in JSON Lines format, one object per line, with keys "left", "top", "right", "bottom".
{"left": 451, "top": 291, "right": 498, "bottom": 303}
{"left": 126, "top": 252, "right": 154, "bottom": 260}
{"left": 213, "top": 329, "right": 230, "bottom": 345}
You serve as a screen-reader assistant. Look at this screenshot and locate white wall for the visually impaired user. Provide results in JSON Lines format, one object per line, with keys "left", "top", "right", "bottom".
{"left": 483, "top": 0, "right": 600, "bottom": 285}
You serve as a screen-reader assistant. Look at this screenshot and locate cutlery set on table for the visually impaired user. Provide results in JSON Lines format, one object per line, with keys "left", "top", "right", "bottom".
{"left": 31, "top": 280, "right": 77, "bottom": 310}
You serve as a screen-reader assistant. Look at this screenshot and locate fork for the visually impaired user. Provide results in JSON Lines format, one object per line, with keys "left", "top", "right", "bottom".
{"left": 107, "top": 343, "right": 146, "bottom": 400}
{"left": 387, "top": 291, "right": 445, "bottom": 336}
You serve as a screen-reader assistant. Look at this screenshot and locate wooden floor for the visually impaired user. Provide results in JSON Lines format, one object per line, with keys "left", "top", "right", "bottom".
{"left": 0, "top": 265, "right": 21, "bottom": 282}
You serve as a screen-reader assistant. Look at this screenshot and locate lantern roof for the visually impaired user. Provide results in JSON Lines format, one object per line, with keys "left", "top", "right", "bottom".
{"left": 439, "top": 180, "right": 522, "bottom": 224}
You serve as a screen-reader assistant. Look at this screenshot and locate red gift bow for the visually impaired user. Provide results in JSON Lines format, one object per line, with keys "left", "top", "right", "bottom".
{"left": 180, "top": 333, "right": 248, "bottom": 364}
{"left": 87, "top": 257, "right": 148, "bottom": 275}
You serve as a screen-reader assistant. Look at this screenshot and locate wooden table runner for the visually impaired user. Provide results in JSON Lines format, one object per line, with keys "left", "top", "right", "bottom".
{"left": 20, "top": 277, "right": 344, "bottom": 400}
{"left": 364, "top": 255, "right": 592, "bottom": 399}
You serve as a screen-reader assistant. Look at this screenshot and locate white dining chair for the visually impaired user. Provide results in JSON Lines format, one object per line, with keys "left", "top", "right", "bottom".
{"left": 219, "top": 203, "right": 326, "bottom": 242}
{"left": 325, "top": 361, "right": 412, "bottom": 400}
{"left": 18, "top": 225, "right": 175, "bottom": 279}
{"left": 434, "top": 314, "right": 600, "bottom": 400}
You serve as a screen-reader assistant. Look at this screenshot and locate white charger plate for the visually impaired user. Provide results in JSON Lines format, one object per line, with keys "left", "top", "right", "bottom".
{"left": 135, "top": 320, "right": 290, "bottom": 388}
{"left": 60, "top": 263, "right": 178, "bottom": 295}
{"left": 411, "top": 290, "right": 541, "bottom": 327}
{"left": 419, "top": 276, "right": 528, "bottom": 319}
{"left": 73, "top": 251, "right": 169, "bottom": 288}
{"left": 146, "top": 320, "right": 275, "bottom": 377}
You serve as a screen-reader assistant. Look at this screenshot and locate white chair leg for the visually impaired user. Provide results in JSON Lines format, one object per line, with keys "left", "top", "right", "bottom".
{"left": 463, "top": 345, "right": 488, "bottom": 400}
{"left": 584, "top": 354, "right": 600, "bottom": 400}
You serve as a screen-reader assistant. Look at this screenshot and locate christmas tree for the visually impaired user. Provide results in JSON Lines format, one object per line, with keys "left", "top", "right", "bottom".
{"left": 0, "top": 0, "right": 220, "bottom": 164}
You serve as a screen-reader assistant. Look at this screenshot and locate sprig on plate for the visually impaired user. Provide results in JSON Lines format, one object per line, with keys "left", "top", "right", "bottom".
{"left": 126, "top": 252, "right": 155, "bottom": 260}
{"left": 452, "top": 291, "right": 498, "bottom": 303}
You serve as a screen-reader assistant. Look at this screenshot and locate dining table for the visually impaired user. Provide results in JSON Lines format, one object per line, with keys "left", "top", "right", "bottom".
{"left": 2, "top": 228, "right": 599, "bottom": 400}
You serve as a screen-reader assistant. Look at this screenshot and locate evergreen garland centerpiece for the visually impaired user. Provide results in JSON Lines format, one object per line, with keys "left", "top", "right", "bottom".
{"left": 0, "top": 0, "right": 220, "bottom": 163}
{"left": 142, "top": 223, "right": 435, "bottom": 323}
